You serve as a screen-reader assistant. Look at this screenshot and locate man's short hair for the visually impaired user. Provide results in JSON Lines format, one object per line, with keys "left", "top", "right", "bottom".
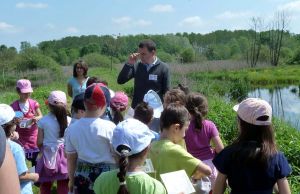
{"left": 138, "top": 39, "right": 156, "bottom": 52}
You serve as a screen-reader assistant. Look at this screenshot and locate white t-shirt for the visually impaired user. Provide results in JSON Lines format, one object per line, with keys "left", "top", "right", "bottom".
{"left": 19, "top": 101, "right": 30, "bottom": 114}
{"left": 38, "top": 113, "right": 71, "bottom": 147}
{"left": 65, "top": 117, "right": 116, "bottom": 164}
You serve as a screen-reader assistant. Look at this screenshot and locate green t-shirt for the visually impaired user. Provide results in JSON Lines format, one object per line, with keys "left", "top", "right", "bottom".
{"left": 149, "top": 139, "right": 200, "bottom": 180}
{"left": 93, "top": 170, "right": 166, "bottom": 194}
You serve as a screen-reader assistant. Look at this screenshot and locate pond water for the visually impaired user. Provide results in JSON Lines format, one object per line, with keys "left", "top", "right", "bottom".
{"left": 248, "top": 85, "right": 300, "bottom": 131}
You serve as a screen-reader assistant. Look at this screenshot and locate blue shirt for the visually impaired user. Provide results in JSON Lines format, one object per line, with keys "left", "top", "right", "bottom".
{"left": 68, "top": 77, "right": 89, "bottom": 99}
{"left": 213, "top": 145, "right": 292, "bottom": 194}
{"left": 8, "top": 140, "right": 33, "bottom": 194}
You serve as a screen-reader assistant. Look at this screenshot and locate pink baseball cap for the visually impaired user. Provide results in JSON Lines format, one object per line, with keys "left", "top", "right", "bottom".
{"left": 233, "top": 98, "right": 272, "bottom": 126}
{"left": 16, "top": 79, "right": 33, "bottom": 93}
{"left": 48, "top": 91, "right": 67, "bottom": 106}
{"left": 110, "top": 92, "right": 129, "bottom": 112}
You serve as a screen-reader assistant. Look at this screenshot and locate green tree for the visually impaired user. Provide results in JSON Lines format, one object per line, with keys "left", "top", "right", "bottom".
{"left": 20, "top": 41, "right": 31, "bottom": 52}
{"left": 80, "top": 43, "right": 100, "bottom": 57}
{"left": 181, "top": 48, "right": 195, "bottom": 63}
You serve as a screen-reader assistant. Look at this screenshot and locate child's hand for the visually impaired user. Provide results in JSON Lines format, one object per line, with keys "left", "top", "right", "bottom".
{"left": 31, "top": 173, "right": 39, "bottom": 182}
{"left": 32, "top": 117, "right": 37, "bottom": 124}
{"left": 15, "top": 118, "right": 21, "bottom": 125}
{"left": 10, "top": 131, "right": 19, "bottom": 140}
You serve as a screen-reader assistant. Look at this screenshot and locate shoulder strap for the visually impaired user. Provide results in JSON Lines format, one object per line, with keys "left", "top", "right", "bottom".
{"left": 28, "top": 99, "right": 37, "bottom": 115}
{"left": 11, "top": 101, "right": 20, "bottom": 111}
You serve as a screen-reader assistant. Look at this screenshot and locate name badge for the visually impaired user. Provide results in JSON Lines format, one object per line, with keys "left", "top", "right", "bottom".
{"left": 149, "top": 74, "right": 157, "bottom": 81}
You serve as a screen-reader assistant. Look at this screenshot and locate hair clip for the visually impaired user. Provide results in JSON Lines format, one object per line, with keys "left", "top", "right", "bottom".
{"left": 119, "top": 181, "right": 126, "bottom": 186}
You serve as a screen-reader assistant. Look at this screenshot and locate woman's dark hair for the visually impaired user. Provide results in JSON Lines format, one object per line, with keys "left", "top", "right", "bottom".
{"left": 138, "top": 39, "right": 156, "bottom": 52}
{"left": 186, "top": 92, "right": 208, "bottom": 131}
{"left": 49, "top": 104, "right": 68, "bottom": 138}
{"left": 73, "top": 60, "right": 88, "bottom": 78}
{"left": 231, "top": 116, "right": 277, "bottom": 168}
{"left": 163, "top": 89, "right": 187, "bottom": 107}
{"left": 134, "top": 102, "right": 154, "bottom": 124}
{"left": 160, "top": 103, "right": 189, "bottom": 131}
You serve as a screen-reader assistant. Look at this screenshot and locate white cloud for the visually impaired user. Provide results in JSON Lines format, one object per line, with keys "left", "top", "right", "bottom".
{"left": 0, "top": 22, "right": 14, "bottom": 30}
{"left": 135, "top": 19, "right": 152, "bottom": 27}
{"left": 66, "top": 27, "right": 79, "bottom": 33}
{"left": 112, "top": 16, "right": 132, "bottom": 27}
{"left": 112, "top": 17, "right": 152, "bottom": 28}
{"left": 149, "top": 4, "right": 174, "bottom": 13}
{"left": 45, "top": 23, "right": 55, "bottom": 29}
{"left": 178, "top": 16, "right": 203, "bottom": 27}
{"left": 216, "top": 11, "right": 254, "bottom": 20}
{"left": 278, "top": 0, "right": 300, "bottom": 12}
{"left": 16, "top": 2, "right": 48, "bottom": 9}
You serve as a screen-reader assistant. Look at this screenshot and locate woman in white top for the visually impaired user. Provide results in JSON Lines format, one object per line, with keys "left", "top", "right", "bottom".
{"left": 67, "top": 60, "right": 89, "bottom": 99}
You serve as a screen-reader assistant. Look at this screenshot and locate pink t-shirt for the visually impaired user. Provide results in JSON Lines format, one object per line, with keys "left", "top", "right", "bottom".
{"left": 184, "top": 119, "right": 219, "bottom": 161}
{"left": 11, "top": 99, "right": 40, "bottom": 150}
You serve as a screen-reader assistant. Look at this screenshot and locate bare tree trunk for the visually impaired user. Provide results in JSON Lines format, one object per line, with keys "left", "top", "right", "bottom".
{"left": 268, "top": 11, "right": 288, "bottom": 66}
{"left": 248, "top": 17, "right": 264, "bottom": 68}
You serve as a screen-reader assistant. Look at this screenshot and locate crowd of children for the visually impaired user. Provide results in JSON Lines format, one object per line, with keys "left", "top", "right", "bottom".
{"left": 0, "top": 62, "right": 293, "bottom": 194}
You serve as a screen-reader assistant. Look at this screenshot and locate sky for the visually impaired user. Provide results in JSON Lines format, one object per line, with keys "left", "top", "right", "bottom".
{"left": 1, "top": 0, "right": 300, "bottom": 49}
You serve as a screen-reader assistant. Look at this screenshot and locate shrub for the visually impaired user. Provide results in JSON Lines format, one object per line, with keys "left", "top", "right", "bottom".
{"left": 82, "top": 53, "right": 112, "bottom": 67}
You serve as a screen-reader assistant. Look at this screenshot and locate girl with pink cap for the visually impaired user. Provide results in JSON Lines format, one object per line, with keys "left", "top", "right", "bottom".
{"left": 11, "top": 79, "right": 43, "bottom": 167}
{"left": 110, "top": 91, "right": 129, "bottom": 125}
{"left": 36, "top": 91, "right": 71, "bottom": 194}
{"left": 213, "top": 98, "right": 291, "bottom": 194}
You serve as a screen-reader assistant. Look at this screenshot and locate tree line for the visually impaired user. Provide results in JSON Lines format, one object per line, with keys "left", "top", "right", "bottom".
{"left": 1, "top": 29, "right": 300, "bottom": 73}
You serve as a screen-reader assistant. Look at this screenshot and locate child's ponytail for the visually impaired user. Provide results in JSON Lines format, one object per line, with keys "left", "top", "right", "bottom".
{"left": 117, "top": 146, "right": 130, "bottom": 194}
{"left": 49, "top": 104, "right": 68, "bottom": 138}
{"left": 193, "top": 107, "right": 204, "bottom": 130}
{"left": 186, "top": 92, "right": 208, "bottom": 131}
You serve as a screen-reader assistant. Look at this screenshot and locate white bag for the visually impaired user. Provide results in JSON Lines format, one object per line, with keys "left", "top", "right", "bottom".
{"left": 193, "top": 176, "right": 211, "bottom": 194}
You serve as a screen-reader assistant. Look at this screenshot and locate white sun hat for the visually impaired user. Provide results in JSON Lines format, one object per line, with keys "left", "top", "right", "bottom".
{"left": 0, "top": 104, "right": 15, "bottom": 125}
{"left": 112, "top": 118, "right": 154, "bottom": 156}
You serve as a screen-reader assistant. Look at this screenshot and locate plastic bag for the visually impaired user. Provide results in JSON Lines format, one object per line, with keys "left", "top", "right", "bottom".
{"left": 192, "top": 176, "right": 211, "bottom": 194}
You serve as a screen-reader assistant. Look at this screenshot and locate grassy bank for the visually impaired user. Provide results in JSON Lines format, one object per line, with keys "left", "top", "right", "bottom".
{"left": 188, "top": 64, "right": 300, "bottom": 86}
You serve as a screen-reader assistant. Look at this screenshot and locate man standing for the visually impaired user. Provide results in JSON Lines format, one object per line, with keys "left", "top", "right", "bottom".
{"left": 117, "top": 39, "right": 170, "bottom": 108}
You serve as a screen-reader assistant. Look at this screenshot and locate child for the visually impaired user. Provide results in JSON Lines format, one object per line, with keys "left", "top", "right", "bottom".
{"left": 86, "top": 77, "right": 113, "bottom": 121}
{"left": 70, "top": 93, "right": 85, "bottom": 125}
{"left": 163, "top": 88, "right": 187, "bottom": 107}
{"left": 163, "top": 88, "right": 187, "bottom": 149}
{"left": 110, "top": 91, "right": 129, "bottom": 125}
{"left": 65, "top": 83, "right": 117, "bottom": 194}
{"left": 11, "top": 79, "right": 43, "bottom": 166}
{"left": 149, "top": 103, "right": 212, "bottom": 181}
{"left": 36, "top": 91, "right": 70, "bottom": 194}
{"left": 93, "top": 118, "right": 166, "bottom": 194}
{"left": 0, "top": 104, "right": 39, "bottom": 194}
{"left": 185, "top": 92, "right": 224, "bottom": 189}
{"left": 134, "top": 102, "right": 160, "bottom": 141}
{"left": 213, "top": 98, "right": 291, "bottom": 194}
